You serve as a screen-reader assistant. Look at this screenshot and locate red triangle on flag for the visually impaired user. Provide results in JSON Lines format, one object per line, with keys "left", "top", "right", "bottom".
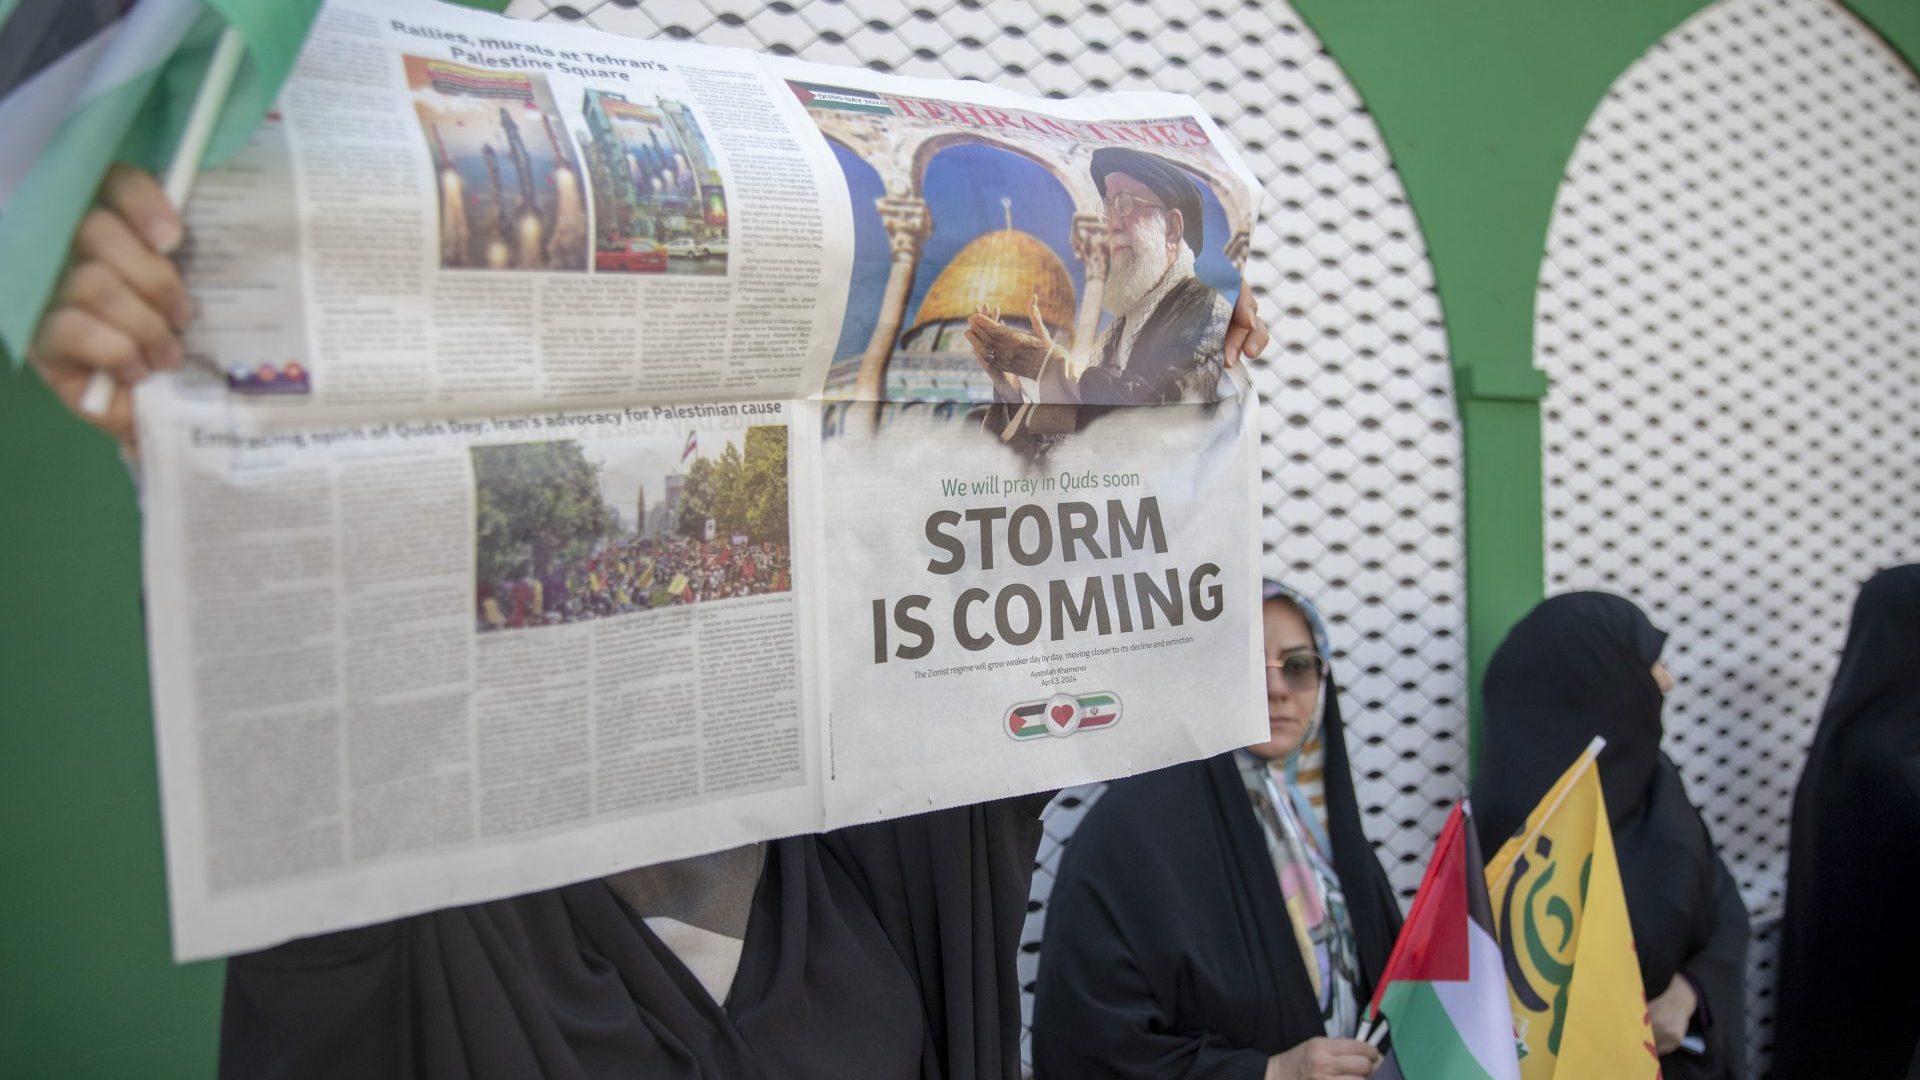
{"left": 1369, "top": 803, "right": 1471, "bottom": 1015}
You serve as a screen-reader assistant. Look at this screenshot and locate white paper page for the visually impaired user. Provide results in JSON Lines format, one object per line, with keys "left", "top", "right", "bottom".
{"left": 161, "top": 0, "right": 854, "bottom": 428}
{"left": 139, "top": 388, "right": 821, "bottom": 961}
{"left": 808, "top": 390, "right": 1266, "bottom": 825}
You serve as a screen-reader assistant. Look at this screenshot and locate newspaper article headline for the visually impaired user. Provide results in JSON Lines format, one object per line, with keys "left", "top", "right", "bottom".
{"left": 389, "top": 18, "right": 668, "bottom": 80}
{"left": 872, "top": 495, "right": 1224, "bottom": 662}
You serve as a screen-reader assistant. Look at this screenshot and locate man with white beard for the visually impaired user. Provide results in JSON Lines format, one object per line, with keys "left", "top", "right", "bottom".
{"left": 967, "top": 146, "right": 1233, "bottom": 451}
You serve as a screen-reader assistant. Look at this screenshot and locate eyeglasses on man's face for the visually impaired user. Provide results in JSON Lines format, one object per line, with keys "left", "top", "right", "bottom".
{"left": 1103, "top": 190, "right": 1165, "bottom": 223}
{"left": 1263, "top": 652, "right": 1327, "bottom": 691}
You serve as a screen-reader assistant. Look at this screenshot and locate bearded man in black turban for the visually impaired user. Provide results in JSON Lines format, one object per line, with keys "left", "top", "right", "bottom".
{"left": 967, "top": 146, "right": 1233, "bottom": 448}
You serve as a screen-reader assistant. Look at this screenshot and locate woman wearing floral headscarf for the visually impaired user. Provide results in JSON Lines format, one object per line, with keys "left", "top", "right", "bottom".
{"left": 1033, "top": 582, "right": 1402, "bottom": 1080}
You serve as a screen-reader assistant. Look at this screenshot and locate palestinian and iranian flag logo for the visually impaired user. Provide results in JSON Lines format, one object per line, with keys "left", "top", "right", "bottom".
{"left": 787, "top": 81, "right": 894, "bottom": 114}
{"left": 1005, "top": 692, "right": 1121, "bottom": 740}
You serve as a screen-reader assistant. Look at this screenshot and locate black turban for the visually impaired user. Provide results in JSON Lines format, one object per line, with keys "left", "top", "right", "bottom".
{"left": 1090, "top": 146, "right": 1206, "bottom": 256}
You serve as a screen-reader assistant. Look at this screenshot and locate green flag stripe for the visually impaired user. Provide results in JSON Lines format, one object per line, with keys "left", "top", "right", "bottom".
{"left": 1380, "top": 980, "right": 1499, "bottom": 1080}
{"left": 0, "top": 60, "right": 172, "bottom": 361}
{"left": 192, "top": 0, "right": 323, "bottom": 165}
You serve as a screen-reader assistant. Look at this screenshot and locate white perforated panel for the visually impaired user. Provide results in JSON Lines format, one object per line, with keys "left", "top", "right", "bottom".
{"left": 504, "top": 0, "right": 1467, "bottom": 1071}
{"left": 1537, "top": 1, "right": 1920, "bottom": 1072}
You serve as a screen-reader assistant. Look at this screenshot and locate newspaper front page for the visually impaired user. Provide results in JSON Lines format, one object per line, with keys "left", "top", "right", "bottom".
{"left": 135, "top": 0, "right": 1269, "bottom": 960}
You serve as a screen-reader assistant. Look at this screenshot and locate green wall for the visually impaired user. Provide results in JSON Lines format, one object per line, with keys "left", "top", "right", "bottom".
{"left": 2, "top": 2, "right": 1913, "bottom": 1074}
{"left": 1287, "top": 0, "right": 1920, "bottom": 765}
{"left": 1284, "top": 1, "right": 1717, "bottom": 764}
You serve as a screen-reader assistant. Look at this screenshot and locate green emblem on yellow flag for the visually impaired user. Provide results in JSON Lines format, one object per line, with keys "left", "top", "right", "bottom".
{"left": 1484, "top": 737, "right": 1659, "bottom": 1080}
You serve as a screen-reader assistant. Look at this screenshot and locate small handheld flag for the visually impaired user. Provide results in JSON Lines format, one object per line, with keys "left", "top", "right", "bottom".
{"left": 1367, "top": 801, "right": 1521, "bottom": 1080}
{"left": 80, "top": 22, "right": 245, "bottom": 416}
{"left": 0, "top": 0, "right": 323, "bottom": 375}
{"left": 1484, "top": 738, "right": 1657, "bottom": 1080}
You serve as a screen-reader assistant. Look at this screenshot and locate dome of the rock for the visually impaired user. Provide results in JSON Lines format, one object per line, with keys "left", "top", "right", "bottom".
{"left": 905, "top": 227, "right": 1077, "bottom": 347}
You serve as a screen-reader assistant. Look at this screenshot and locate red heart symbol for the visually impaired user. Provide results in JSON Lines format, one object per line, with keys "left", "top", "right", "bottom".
{"left": 1050, "top": 704, "right": 1075, "bottom": 725}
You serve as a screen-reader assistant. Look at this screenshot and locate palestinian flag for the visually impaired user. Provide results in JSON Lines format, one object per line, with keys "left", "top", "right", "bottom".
{"left": 1369, "top": 802, "right": 1521, "bottom": 1080}
{"left": 0, "top": 0, "right": 321, "bottom": 363}
{"left": 1004, "top": 691, "right": 1121, "bottom": 740}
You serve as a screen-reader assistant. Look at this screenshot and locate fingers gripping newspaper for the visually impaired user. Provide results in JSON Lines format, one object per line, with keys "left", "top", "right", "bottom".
{"left": 135, "top": 0, "right": 1268, "bottom": 960}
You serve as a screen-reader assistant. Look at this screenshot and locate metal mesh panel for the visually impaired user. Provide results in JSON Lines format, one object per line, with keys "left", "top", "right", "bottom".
{"left": 504, "top": 0, "right": 1468, "bottom": 1070}
{"left": 1536, "top": 1, "right": 1920, "bottom": 1072}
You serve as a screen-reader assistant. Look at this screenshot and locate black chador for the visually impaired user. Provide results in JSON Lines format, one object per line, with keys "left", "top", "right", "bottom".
{"left": 1775, "top": 566, "right": 1920, "bottom": 1080}
{"left": 220, "top": 797, "right": 1046, "bottom": 1079}
{"left": 1031, "top": 678, "right": 1401, "bottom": 1078}
{"left": 1472, "top": 593, "right": 1748, "bottom": 1080}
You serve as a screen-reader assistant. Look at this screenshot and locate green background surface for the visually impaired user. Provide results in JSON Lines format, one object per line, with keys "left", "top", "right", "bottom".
{"left": 1, "top": 1, "right": 1912, "bottom": 1074}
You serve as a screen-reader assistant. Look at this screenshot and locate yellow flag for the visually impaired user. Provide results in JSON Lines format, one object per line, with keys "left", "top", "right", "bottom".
{"left": 638, "top": 558, "right": 656, "bottom": 591}
{"left": 1484, "top": 737, "right": 1657, "bottom": 1080}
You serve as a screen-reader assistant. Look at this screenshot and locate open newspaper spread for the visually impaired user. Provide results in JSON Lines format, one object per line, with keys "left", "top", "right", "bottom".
{"left": 133, "top": 0, "right": 1269, "bottom": 960}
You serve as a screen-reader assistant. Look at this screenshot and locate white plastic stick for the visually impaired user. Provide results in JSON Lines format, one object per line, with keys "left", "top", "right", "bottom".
{"left": 1364, "top": 1017, "right": 1389, "bottom": 1049}
{"left": 1484, "top": 735, "right": 1606, "bottom": 895}
{"left": 80, "top": 24, "right": 245, "bottom": 416}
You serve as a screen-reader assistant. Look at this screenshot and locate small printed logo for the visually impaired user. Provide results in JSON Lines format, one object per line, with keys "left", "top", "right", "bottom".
{"left": 227, "top": 360, "right": 311, "bottom": 396}
{"left": 788, "top": 81, "right": 894, "bottom": 114}
{"left": 1005, "top": 691, "right": 1121, "bottom": 740}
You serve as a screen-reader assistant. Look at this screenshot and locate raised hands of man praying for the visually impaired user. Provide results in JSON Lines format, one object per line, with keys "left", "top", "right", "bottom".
{"left": 965, "top": 294, "right": 1076, "bottom": 404}
{"left": 964, "top": 276, "right": 1268, "bottom": 406}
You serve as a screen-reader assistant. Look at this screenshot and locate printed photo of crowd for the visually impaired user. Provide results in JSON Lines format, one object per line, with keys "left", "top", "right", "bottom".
{"left": 472, "top": 425, "right": 791, "bottom": 633}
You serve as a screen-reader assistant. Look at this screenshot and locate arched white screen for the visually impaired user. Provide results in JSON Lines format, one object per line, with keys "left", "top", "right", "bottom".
{"left": 1537, "top": 1, "right": 1920, "bottom": 1070}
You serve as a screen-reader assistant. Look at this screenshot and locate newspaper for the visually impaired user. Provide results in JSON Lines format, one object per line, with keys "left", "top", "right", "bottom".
{"left": 134, "top": 0, "right": 1269, "bottom": 960}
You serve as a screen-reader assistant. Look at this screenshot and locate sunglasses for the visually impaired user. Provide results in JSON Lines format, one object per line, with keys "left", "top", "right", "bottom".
{"left": 1263, "top": 652, "right": 1327, "bottom": 691}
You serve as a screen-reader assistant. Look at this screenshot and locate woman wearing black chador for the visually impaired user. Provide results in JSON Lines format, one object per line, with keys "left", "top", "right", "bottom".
{"left": 1775, "top": 566, "right": 1920, "bottom": 1080}
{"left": 1473, "top": 593, "right": 1748, "bottom": 1080}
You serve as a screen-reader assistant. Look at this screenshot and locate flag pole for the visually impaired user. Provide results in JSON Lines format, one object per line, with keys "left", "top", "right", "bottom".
{"left": 80, "top": 24, "right": 246, "bottom": 417}
{"left": 1484, "top": 735, "right": 1606, "bottom": 895}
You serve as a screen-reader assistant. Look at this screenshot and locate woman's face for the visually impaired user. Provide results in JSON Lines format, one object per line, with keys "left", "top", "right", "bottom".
{"left": 1248, "top": 599, "right": 1321, "bottom": 761}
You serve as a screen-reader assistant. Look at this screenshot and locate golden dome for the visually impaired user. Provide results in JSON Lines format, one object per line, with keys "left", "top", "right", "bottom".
{"left": 908, "top": 228, "right": 1077, "bottom": 344}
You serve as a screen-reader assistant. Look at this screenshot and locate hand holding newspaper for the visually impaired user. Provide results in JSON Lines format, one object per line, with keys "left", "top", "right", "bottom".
{"left": 128, "top": 0, "right": 1270, "bottom": 960}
